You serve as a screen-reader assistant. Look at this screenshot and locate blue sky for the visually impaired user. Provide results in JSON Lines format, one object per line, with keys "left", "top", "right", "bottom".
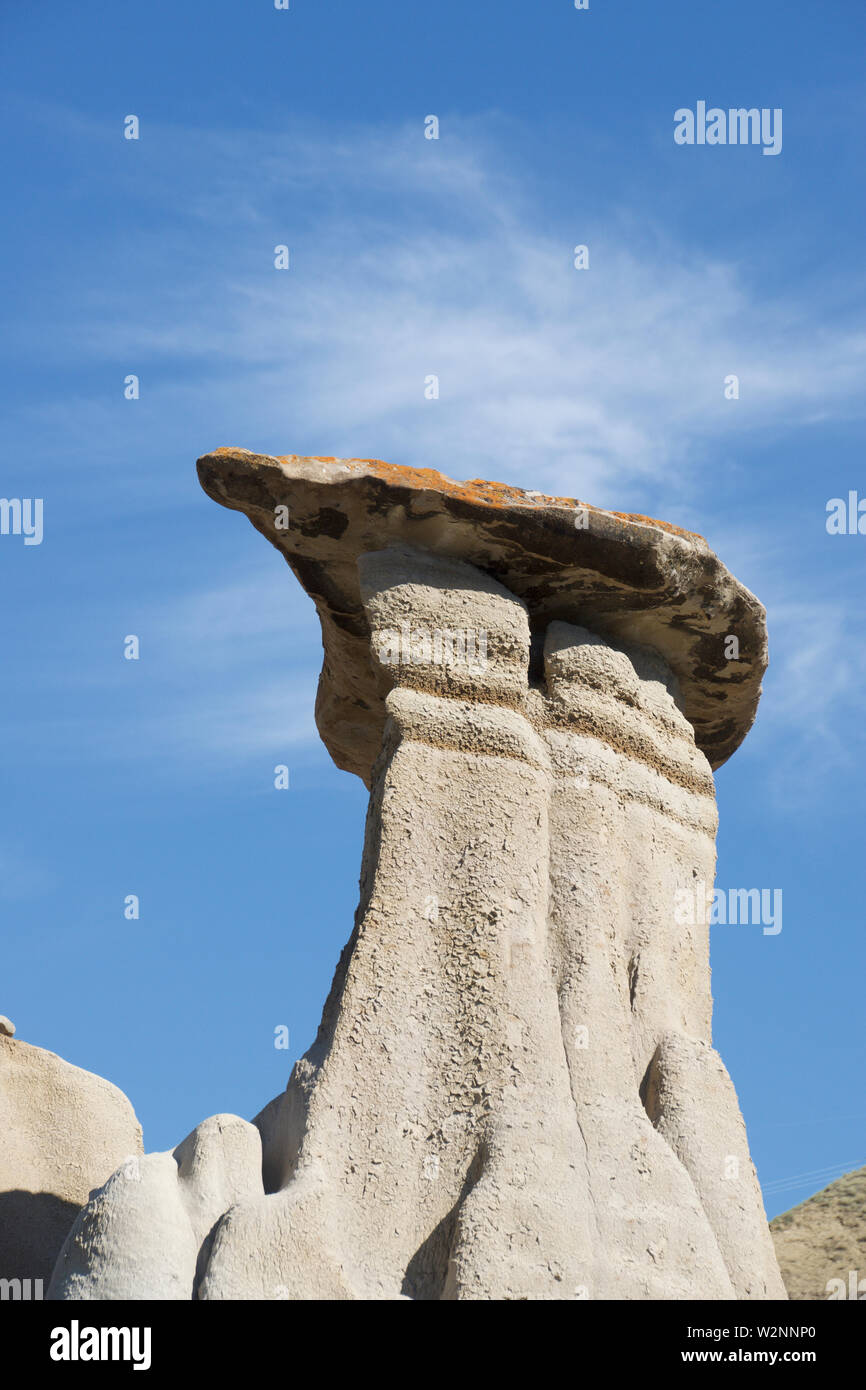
{"left": 1, "top": 0, "right": 864, "bottom": 1221}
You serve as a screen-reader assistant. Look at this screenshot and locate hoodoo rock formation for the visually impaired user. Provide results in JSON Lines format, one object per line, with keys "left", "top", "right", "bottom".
{"left": 49, "top": 449, "right": 785, "bottom": 1300}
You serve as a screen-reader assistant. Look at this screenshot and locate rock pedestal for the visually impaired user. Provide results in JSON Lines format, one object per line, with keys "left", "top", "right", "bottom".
{"left": 50, "top": 450, "right": 785, "bottom": 1300}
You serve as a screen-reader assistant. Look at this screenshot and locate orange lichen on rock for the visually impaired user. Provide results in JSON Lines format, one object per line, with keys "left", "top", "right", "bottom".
{"left": 197, "top": 444, "right": 766, "bottom": 772}
{"left": 259, "top": 451, "right": 703, "bottom": 541}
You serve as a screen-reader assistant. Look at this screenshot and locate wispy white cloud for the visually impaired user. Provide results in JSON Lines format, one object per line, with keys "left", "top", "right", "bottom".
{"left": 5, "top": 568, "right": 323, "bottom": 775}
{"left": 11, "top": 118, "right": 866, "bottom": 512}
{"left": 143, "top": 569, "right": 322, "bottom": 763}
{"left": 6, "top": 114, "right": 865, "bottom": 785}
{"left": 759, "top": 599, "right": 866, "bottom": 786}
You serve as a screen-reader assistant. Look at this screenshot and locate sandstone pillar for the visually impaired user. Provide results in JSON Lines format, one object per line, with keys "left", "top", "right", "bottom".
{"left": 539, "top": 622, "right": 782, "bottom": 1297}
{"left": 201, "top": 545, "right": 598, "bottom": 1298}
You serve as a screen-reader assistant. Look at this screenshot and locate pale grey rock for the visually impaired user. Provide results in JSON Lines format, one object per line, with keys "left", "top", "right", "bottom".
{"left": 0, "top": 1035, "right": 143, "bottom": 1284}
{"left": 0, "top": 1016, "right": 14, "bottom": 1037}
{"left": 198, "top": 539, "right": 779, "bottom": 1301}
{"left": 644, "top": 1031, "right": 787, "bottom": 1298}
{"left": 48, "top": 1114, "right": 263, "bottom": 1300}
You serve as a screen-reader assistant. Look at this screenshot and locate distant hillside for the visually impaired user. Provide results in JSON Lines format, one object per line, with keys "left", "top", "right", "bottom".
{"left": 771, "top": 1167, "right": 866, "bottom": 1300}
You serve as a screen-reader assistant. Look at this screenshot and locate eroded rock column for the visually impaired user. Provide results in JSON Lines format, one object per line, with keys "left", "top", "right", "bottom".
{"left": 198, "top": 547, "right": 783, "bottom": 1300}
{"left": 538, "top": 622, "right": 784, "bottom": 1298}
{"left": 201, "top": 547, "right": 595, "bottom": 1299}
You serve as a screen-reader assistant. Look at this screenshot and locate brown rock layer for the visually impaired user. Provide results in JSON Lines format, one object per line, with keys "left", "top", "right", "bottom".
{"left": 196, "top": 448, "right": 766, "bottom": 780}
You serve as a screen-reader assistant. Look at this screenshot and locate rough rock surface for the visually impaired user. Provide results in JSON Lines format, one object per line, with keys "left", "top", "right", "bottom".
{"left": 771, "top": 1168, "right": 866, "bottom": 1300}
{"left": 49, "top": 451, "right": 783, "bottom": 1300}
{"left": 0, "top": 1033, "right": 143, "bottom": 1284}
{"left": 197, "top": 449, "right": 767, "bottom": 778}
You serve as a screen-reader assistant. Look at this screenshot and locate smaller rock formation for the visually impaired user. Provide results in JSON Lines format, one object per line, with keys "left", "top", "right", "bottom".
{"left": 49, "top": 1115, "right": 264, "bottom": 1300}
{"left": 0, "top": 1030, "right": 143, "bottom": 1284}
{"left": 771, "top": 1167, "right": 866, "bottom": 1300}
